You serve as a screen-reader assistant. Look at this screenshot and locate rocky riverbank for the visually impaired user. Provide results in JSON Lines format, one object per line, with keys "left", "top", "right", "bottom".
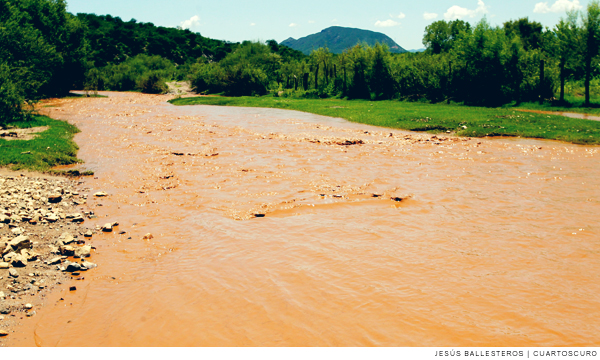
{"left": 0, "top": 172, "right": 102, "bottom": 341}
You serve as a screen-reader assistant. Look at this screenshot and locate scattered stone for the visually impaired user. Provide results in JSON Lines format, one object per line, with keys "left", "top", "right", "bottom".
{"left": 59, "top": 245, "right": 75, "bottom": 256}
{"left": 69, "top": 286, "right": 76, "bottom": 291}
{"left": 57, "top": 232, "right": 75, "bottom": 246}
{"left": 102, "top": 223, "right": 113, "bottom": 232}
{"left": 47, "top": 194, "right": 62, "bottom": 203}
{"left": 8, "top": 235, "right": 32, "bottom": 253}
{"left": 74, "top": 245, "right": 91, "bottom": 258}
{"left": 94, "top": 191, "right": 108, "bottom": 197}
{"left": 80, "top": 261, "right": 97, "bottom": 270}
{"left": 0, "top": 174, "right": 122, "bottom": 336}
{"left": 71, "top": 214, "right": 84, "bottom": 223}
{"left": 63, "top": 261, "right": 81, "bottom": 272}
{"left": 45, "top": 213, "right": 59, "bottom": 222}
{"left": 0, "top": 330, "right": 8, "bottom": 336}
{"left": 142, "top": 233, "right": 153, "bottom": 240}
{"left": 13, "top": 253, "right": 28, "bottom": 267}
{"left": 47, "top": 257, "right": 62, "bottom": 265}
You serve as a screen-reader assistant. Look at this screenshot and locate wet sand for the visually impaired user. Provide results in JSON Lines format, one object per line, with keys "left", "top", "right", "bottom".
{"left": 8, "top": 92, "right": 600, "bottom": 346}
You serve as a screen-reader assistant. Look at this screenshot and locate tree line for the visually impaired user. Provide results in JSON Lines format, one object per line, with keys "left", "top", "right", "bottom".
{"left": 4, "top": 0, "right": 600, "bottom": 126}
{"left": 188, "top": 3, "right": 600, "bottom": 108}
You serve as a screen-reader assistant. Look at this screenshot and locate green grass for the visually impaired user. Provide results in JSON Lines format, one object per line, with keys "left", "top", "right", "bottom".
{"left": 170, "top": 96, "right": 600, "bottom": 145}
{"left": 508, "top": 95, "right": 600, "bottom": 115}
{"left": 0, "top": 115, "right": 86, "bottom": 172}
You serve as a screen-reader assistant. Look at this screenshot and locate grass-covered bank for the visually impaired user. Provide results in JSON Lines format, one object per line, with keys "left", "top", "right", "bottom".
{"left": 170, "top": 97, "right": 600, "bottom": 145}
{"left": 508, "top": 95, "right": 600, "bottom": 116}
{"left": 0, "top": 115, "right": 89, "bottom": 174}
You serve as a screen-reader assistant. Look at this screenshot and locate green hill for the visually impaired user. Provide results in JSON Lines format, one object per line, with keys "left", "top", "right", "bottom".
{"left": 76, "top": 13, "right": 239, "bottom": 67}
{"left": 281, "top": 26, "right": 407, "bottom": 55}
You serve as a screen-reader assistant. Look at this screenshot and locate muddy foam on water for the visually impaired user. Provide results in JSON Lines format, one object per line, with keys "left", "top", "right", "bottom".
{"left": 9, "top": 92, "right": 599, "bottom": 346}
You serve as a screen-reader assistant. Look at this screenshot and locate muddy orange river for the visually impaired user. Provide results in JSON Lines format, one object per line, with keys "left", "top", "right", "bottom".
{"left": 12, "top": 92, "right": 600, "bottom": 346}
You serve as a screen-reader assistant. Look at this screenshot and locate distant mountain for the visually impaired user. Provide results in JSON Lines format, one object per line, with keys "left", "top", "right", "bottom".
{"left": 408, "top": 48, "right": 425, "bottom": 53}
{"left": 281, "top": 26, "right": 407, "bottom": 55}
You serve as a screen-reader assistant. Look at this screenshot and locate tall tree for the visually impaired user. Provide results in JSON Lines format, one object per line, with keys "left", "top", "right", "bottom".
{"left": 553, "top": 11, "right": 581, "bottom": 102}
{"left": 582, "top": 1, "right": 600, "bottom": 106}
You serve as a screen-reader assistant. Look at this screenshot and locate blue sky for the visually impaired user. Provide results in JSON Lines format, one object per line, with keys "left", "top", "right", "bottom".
{"left": 66, "top": 0, "right": 590, "bottom": 50}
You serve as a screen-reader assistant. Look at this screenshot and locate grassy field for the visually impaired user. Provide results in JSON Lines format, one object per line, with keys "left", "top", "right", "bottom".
{"left": 508, "top": 95, "right": 600, "bottom": 115}
{"left": 170, "top": 96, "right": 600, "bottom": 145}
{"left": 0, "top": 115, "right": 89, "bottom": 174}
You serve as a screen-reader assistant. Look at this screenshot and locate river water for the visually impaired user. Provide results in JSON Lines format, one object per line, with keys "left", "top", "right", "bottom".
{"left": 11, "top": 92, "right": 600, "bottom": 346}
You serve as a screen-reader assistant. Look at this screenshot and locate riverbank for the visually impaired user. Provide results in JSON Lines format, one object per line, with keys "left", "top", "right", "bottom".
{"left": 0, "top": 171, "right": 101, "bottom": 343}
{"left": 170, "top": 96, "right": 600, "bottom": 145}
{"left": 0, "top": 113, "right": 90, "bottom": 175}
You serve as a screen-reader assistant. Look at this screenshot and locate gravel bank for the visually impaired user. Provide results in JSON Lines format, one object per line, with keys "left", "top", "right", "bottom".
{"left": 0, "top": 172, "right": 101, "bottom": 341}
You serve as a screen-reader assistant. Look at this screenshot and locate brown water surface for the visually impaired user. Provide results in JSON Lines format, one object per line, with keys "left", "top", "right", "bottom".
{"left": 11, "top": 92, "right": 600, "bottom": 346}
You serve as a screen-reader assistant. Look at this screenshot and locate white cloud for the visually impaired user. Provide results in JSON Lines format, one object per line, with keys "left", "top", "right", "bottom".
{"left": 375, "top": 19, "right": 400, "bottom": 27}
{"left": 308, "top": 20, "right": 315, "bottom": 23}
{"left": 331, "top": 19, "right": 339, "bottom": 23}
{"left": 391, "top": 12, "right": 406, "bottom": 19}
{"left": 289, "top": 23, "right": 298, "bottom": 27}
{"left": 180, "top": 15, "right": 200, "bottom": 30}
{"left": 444, "top": 0, "right": 488, "bottom": 20}
{"left": 423, "top": 12, "right": 438, "bottom": 20}
{"left": 250, "top": 23, "right": 256, "bottom": 26}
{"left": 534, "top": 0, "right": 582, "bottom": 13}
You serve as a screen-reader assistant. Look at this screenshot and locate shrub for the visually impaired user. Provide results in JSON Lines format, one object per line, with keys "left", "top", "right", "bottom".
{"left": 139, "top": 72, "right": 168, "bottom": 94}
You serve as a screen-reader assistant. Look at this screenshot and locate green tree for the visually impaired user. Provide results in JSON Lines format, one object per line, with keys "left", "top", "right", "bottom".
{"left": 582, "top": 1, "right": 600, "bottom": 106}
{"left": 423, "top": 20, "right": 471, "bottom": 54}
{"left": 347, "top": 45, "right": 370, "bottom": 99}
{"left": 503, "top": 18, "right": 544, "bottom": 51}
{"left": 0, "top": 0, "right": 89, "bottom": 124}
{"left": 552, "top": 11, "right": 581, "bottom": 102}
{"left": 451, "top": 19, "right": 508, "bottom": 105}
{"left": 368, "top": 44, "right": 395, "bottom": 100}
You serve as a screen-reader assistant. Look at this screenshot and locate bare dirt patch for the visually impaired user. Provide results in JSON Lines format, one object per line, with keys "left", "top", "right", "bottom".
{"left": 0, "top": 127, "right": 49, "bottom": 141}
{"left": 166, "top": 81, "right": 193, "bottom": 96}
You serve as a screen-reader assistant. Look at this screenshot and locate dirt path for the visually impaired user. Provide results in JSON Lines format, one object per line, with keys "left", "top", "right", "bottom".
{"left": 8, "top": 92, "right": 599, "bottom": 346}
{"left": 165, "top": 81, "right": 193, "bottom": 96}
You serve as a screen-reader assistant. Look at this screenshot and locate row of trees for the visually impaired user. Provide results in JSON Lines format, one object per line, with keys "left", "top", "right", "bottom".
{"left": 5, "top": 0, "right": 600, "bottom": 126}
{"left": 187, "top": 2, "right": 600, "bottom": 107}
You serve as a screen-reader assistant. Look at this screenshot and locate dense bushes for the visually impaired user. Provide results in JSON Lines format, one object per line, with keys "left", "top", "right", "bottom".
{"left": 189, "top": 42, "right": 280, "bottom": 96}
{"left": 0, "top": 0, "right": 88, "bottom": 125}
{"left": 87, "top": 54, "right": 174, "bottom": 93}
